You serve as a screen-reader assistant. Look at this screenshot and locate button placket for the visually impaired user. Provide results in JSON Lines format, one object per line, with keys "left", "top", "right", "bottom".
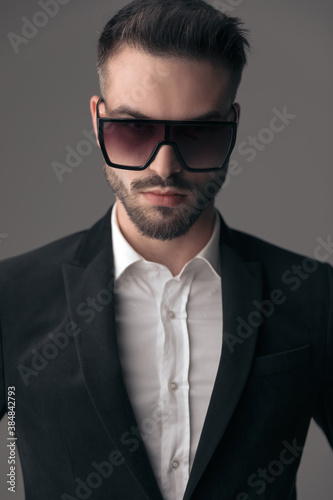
{"left": 161, "top": 273, "right": 192, "bottom": 498}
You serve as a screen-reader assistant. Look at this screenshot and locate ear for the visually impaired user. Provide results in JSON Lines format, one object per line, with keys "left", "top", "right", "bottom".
{"left": 90, "top": 95, "right": 101, "bottom": 147}
{"left": 233, "top": 102, "right": 241, "bottom": 122}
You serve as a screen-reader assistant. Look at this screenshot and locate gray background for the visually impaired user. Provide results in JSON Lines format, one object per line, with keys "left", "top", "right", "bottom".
{"left": 0, "top": 0, "right": 332, "bottom": 498}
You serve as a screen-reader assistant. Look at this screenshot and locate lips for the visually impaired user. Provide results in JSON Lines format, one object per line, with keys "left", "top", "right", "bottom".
{"left": 141, "top": 191, "right": 187, "bottom": 207}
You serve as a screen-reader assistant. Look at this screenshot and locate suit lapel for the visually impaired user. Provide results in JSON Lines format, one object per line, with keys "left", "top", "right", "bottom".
{"left": 62, "top": 208, "right": 163, "bottom": 500}
{"left": 184, "top": 220, "right": 263, "bottom": 500}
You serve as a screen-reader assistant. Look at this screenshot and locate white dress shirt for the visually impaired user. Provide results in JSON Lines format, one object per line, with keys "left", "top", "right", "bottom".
{"left": 111, "top": 202, "right": 223, "bottom": 500}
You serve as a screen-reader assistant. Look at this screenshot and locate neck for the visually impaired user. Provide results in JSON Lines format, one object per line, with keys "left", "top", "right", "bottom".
{"left": 115, "top": 201, "right": 217, "bottom": 276}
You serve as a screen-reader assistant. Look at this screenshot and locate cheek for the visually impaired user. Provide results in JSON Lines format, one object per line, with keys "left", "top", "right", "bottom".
{"left": 125, "top": 171, "right": 146, "bottom": 189}
{"left": 112, "top": 169, "right": 152, "bottom": 193}
{"left": 186, "top": 172, "right": 223, "bottom": 204}
{"left": 184, "top": 172, "right": 214, "bottom": 189}
{"left": 107, "top": 167, "right": 130, "bottom": 186}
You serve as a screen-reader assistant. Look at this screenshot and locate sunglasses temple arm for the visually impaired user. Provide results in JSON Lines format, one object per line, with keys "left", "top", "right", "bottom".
{"left": 232, "top": 103, "right": 239, "bottom": 123}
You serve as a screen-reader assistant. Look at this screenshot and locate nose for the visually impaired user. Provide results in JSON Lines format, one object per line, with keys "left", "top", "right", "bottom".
{"left": 148, "top": 144, "right": 182, "bottom": 178}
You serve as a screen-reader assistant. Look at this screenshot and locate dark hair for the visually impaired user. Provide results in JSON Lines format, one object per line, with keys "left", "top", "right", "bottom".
{"left": 97, "top": 0, "right": 250, "bottom": 100}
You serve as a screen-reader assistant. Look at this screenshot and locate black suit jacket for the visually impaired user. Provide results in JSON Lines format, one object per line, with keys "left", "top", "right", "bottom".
{"left": 0, "top": 207, "right": 332, "bottom": 500}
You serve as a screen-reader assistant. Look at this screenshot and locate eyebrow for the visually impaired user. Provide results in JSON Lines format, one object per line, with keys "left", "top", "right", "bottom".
{"left": 108, "top": 105, "right": 225, "bottom": 121}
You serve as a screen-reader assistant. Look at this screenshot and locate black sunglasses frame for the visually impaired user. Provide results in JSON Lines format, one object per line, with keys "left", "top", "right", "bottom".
{"left": 96, "top": 97, "right": 238, "bottom": 173}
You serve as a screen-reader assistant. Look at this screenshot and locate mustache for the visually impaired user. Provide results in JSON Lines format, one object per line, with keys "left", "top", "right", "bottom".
{"left": 131, "top": 174, "right": 197, "bottom": 192}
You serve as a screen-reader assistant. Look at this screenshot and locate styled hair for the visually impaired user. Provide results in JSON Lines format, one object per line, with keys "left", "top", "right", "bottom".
{"left": 97, "top": 0, "right": 250, "bottom": 100}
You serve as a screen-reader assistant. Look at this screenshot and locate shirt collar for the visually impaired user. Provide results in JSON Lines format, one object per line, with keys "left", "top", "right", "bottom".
{"left": 193, "top": 211, "right": 221, "bottom": 277}
{"left": 111, "top": 202, "right": 144, "bottom": 280}
{"left": 111, "top": 201, "right": 221, "bottom": 280}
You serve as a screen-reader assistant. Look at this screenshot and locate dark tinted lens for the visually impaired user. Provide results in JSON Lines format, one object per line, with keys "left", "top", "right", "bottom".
{"left": 103, "top": 122, "right": 164, "bottom": 167}
{"left": 171, "top": 123, "right": 234, "bottom": 169}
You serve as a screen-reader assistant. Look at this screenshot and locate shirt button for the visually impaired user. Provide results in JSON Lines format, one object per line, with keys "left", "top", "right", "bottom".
{"left": 169, "top": 381, "right": 178, "bottom": 391}
{"left": 167, "top": 310, "right": 175, "bottom": 319}
{"left": 170, "top": 460, "right": 179, "bottom": 470}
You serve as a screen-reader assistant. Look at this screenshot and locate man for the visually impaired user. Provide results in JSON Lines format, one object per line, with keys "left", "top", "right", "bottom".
{"left": 0, "top": 0, "right": 332, "bottom": 499}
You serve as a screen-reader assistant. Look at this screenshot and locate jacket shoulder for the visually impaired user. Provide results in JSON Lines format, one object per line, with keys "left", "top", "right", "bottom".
{"left": 229, "top": 227, "right": 321, "bottom": 266}
{"left": 227, "top": 226, "right": 333, "bottom": 286}
{"left": 0, "top": 230, "right": 86, "bottom": 280}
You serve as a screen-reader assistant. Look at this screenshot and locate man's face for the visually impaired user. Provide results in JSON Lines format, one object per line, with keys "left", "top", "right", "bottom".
{"left": 91, "top": 46, "right": 237, "bottom": 240}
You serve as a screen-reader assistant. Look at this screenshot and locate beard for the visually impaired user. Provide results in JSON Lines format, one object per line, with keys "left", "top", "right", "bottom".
{"left": 104, "top": 165, "right": 223, "bottom": 241}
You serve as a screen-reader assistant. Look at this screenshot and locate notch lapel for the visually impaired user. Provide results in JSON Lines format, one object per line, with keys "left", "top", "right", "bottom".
{"left": 184, "top": 221, "right": 263, "bottom": 500}
{"left": 62, "top": 208, "right": 163, "bottom": 500}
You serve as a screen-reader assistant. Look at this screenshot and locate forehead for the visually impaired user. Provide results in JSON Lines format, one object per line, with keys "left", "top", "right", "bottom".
{"left": 102, "top": 46, "right": 232, "bottom": 120}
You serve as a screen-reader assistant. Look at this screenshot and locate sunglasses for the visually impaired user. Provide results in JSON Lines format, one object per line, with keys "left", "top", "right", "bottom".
{"left": 96, "top": 98, "right": 238, "bottom": 173}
